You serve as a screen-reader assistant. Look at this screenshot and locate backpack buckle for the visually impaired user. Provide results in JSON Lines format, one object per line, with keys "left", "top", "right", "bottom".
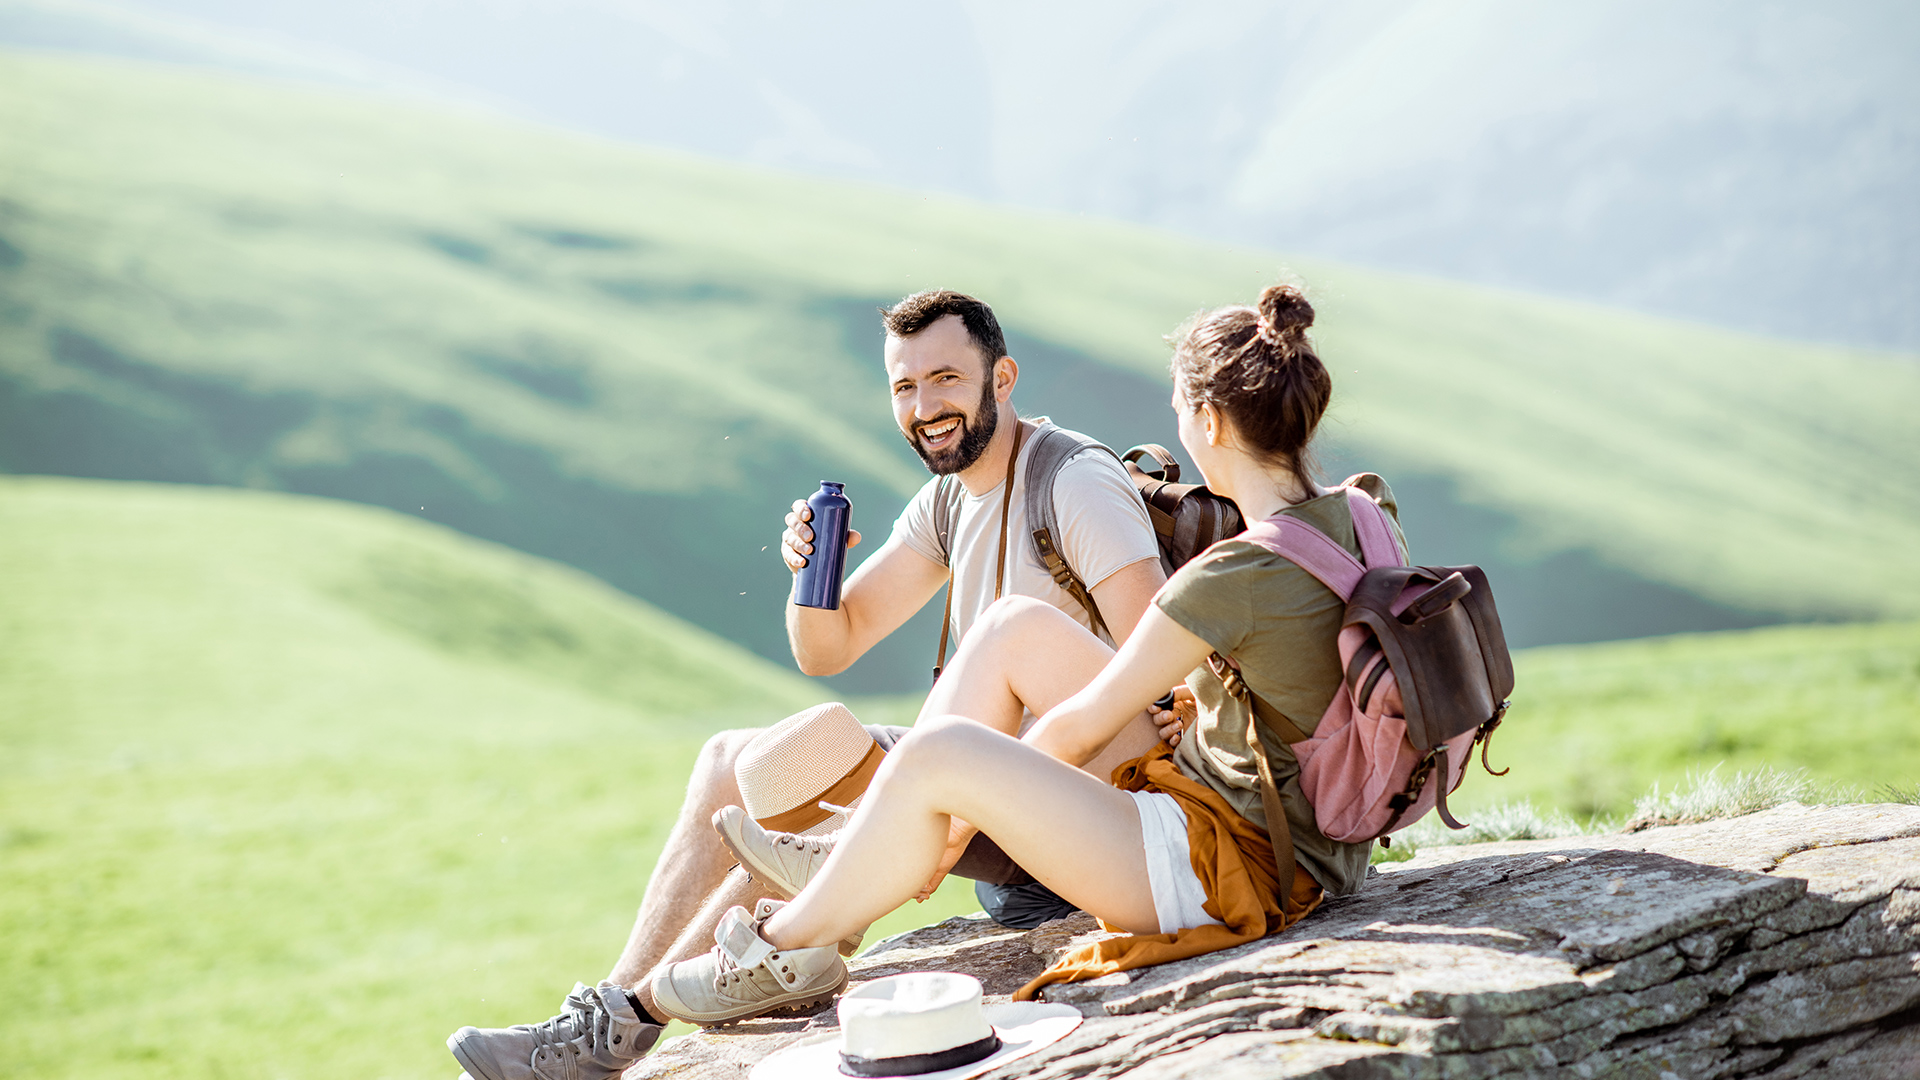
{"left": 1475, "top": 707, "right": 1510, "bottom": 777}
{"left": 1207, "top": 653, "right": 1249, "bottom": 701}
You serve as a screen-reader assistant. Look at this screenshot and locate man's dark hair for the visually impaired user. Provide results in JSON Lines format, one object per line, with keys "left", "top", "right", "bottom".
{"left": 881, "top": 290, "right": 1007, "bottom": 371}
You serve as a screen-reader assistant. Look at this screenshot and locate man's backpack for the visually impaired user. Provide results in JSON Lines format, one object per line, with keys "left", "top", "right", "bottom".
{"left": 1118, "top": 444, "right": 1244, "bottom": 576}
{"left": 1214, "top": 481, "right": 1514, "bottom": 889}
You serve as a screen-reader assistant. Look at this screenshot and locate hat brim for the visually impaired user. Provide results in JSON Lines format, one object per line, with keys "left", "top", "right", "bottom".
{"left": 748, "top": 1002, "right": 1082, "bottom": 1080}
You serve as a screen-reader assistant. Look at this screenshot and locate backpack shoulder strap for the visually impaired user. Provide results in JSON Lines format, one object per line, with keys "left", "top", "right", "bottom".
{"left": 1243, "top": 687, "right": 1303, "bottom": 916}
{"left": 1234, "top": 485, "right": 1406, "bottom": 597}
{"left": 1342, "top": 487, "right": 1404, "bottom": 569}
{"left": 1235, "top": 515, "right": 1367, "bottom": 599}
{"left": 929, "top": 476, "right": 962, "bottom": 567}
{"left": 1022, "top": 426, "right": 1121, "bottom": 638}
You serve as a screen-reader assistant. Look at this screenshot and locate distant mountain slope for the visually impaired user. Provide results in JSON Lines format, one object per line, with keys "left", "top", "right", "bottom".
{"left": 2, "top": 52, "right": 1916, "bottom": 690}
{"left": 0, "top": 474, "right": 816, "bottom": 776}
{"left": 9, "top": 0, "right": 1916, "bottom": 349}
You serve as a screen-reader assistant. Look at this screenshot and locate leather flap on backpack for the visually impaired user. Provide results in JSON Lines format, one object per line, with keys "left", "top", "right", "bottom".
{"left": 1345, "top": 564, "right": 1511, "bottom": 752}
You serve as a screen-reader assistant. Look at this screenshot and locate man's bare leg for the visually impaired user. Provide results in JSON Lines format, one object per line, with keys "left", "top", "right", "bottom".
{"left": 628, "top": 867, "right": 762, "bottom": 1018}
{"left": 605, "top": 729, "right": 760, "bottom": 991}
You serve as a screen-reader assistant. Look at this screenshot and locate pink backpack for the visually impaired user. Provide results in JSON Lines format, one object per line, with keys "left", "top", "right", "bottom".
{"left": 1210, "top": 480, "right": 1515, "bottom": 884}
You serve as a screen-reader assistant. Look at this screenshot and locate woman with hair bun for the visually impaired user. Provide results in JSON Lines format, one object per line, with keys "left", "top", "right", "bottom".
{"left": 650, "top": 283, "right": 1405, "bottom": 1022}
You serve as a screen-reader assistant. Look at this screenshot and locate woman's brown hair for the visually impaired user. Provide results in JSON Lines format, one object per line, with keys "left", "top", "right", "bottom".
{"left": 1170, "top": 283, "right": 1331, "bottom": 498}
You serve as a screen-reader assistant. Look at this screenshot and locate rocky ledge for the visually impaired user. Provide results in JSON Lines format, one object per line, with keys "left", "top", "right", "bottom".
{"left": 632, "top": 803, "right": 1920, "bottom": 1079}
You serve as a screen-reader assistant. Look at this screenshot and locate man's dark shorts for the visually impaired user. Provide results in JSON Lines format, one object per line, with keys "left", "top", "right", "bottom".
{"left": 867, "top": 724, "right": 1080, "bottom": 930}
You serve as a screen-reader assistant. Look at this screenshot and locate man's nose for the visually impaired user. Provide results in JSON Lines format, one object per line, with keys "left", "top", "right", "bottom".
{"left": 910, "top": 389, "right": 945, "bottom": 422}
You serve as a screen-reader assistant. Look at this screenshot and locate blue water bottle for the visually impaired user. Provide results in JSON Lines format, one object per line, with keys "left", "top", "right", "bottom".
{"left": 793, "top": 481, "right": 851, "bottom": 609}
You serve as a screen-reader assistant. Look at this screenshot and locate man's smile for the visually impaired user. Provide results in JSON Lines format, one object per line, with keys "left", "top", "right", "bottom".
{"left": 918, "top": 417, "right": 962, "bottom": 449}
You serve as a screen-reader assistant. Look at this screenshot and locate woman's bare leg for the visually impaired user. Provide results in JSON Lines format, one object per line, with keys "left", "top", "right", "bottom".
{"left": 923, "top": 596, "right": 1160, "bottom": 775}
{"left": 761, "top": 715, "right": 1161, "bottom": 950}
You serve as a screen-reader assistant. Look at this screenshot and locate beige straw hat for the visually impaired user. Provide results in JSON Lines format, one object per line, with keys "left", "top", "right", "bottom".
{"left": 735, "top": 702, "right": 885, "bottom": 837}
{"left": 749, "top": 973, "right": 1081, "bottom": 1080}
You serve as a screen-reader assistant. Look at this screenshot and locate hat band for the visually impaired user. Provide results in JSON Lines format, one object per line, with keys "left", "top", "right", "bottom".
{"left": 757, "top": 740, "right": 886, "bottom": 835}
{"left": 838, "top": 1033, "right": 1001, "bottom": 1077}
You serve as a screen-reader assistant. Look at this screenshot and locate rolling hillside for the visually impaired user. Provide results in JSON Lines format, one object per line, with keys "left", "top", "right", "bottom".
{"left": 0, "top": 474, "right": 821, "bottom": 772}
{"left": 0, "top": 475, "right": 984, "bottom": 1080}
{"left": 2, "top": 50, "right": 1917, "bottom": 691}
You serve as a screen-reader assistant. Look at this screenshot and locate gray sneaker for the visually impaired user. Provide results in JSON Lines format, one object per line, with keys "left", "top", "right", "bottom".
{"left": 649, "top": 899, "right": 848, "bottom": 1026}
{"left": 448, "top": 980, "right": 660, "bottom": 1080}
{"left": 712, "top": 806, "right": 865, "bottom": 956}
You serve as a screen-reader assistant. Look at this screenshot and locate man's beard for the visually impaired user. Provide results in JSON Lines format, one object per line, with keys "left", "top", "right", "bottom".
{"left": 906, "top": 378, "right": 999, "bottom": 476}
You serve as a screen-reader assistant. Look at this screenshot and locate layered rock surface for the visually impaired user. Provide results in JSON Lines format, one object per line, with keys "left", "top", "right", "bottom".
{"left": 631, "top": 804, "right": 1920, "bottom": 1079}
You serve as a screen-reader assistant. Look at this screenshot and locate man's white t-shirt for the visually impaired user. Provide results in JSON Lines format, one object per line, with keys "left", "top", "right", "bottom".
{"left": 892, "top": 417, "right": 1161, "bottom": 650}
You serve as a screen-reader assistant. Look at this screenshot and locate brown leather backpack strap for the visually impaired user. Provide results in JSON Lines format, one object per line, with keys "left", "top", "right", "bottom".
{"left": 1035, "top": 530, "right": 1110, "bottom": 640}
{"left": 1245, "top": 684, "right": 1312, "bottom": 746}
{"left": 1208, "top": 653, "right": 1312, "bottom": 744}
{"left": 1244, "top": 693, "right": 1299, "bottom": 912}
{"left": 992, "top": 422, "right": 1028, "bottom": 602}
{"left": 932, "top": 574, "right": 954, "bottom": 685}
{"left": 930, "top": 474, "right": 959, "bottom": 684}
{"left": 1210, "top": 649, "right": 1308, "bottom": 911}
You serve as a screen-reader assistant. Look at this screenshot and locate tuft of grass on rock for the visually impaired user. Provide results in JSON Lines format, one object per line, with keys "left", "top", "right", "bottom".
{"left": 1870, "top": 781, "right": 1920, "bottom": 806}
{"left": 1622, "top": 764, "right": 1857, "bottom": 831}
{"left": 1371, "top": 765, "right": 1920, "bottom": 864}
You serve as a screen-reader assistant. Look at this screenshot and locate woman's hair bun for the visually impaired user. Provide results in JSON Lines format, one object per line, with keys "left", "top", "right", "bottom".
{"left": 1257, "top": 284, "right": 1314, "bottom": 340}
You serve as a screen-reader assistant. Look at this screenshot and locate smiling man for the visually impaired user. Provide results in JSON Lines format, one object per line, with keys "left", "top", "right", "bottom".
{"left": 446, "top": 290, "right": 1167, "bottom": 1080}
{"left": 785, "top": 291, "right": 1166, "bottom": 683}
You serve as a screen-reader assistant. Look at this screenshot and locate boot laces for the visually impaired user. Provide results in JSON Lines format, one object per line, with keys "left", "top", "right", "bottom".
{"left": 775, "top": 833, "right": 831, "bottom": 855}
{"left": 528, "top": 996, "right": 601, "bottom": 1075}
{"left": 713, "top": 947, "right": 776, "bottom": 994}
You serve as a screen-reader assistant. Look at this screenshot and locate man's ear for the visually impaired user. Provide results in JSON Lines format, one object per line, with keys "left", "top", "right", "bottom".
{"left": 993, "top": 355, "right": 1019, "bottom": 402}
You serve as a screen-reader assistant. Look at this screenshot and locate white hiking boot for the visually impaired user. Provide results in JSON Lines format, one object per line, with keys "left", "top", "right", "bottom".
{"left": 713, "top": 805, "right": 865, "bottom": 956}
{"left": 649, "top": 899, "right": 848, "bottom": 1026}
{"left": 447, "top": 980, "right": 660, "bottom": 1080}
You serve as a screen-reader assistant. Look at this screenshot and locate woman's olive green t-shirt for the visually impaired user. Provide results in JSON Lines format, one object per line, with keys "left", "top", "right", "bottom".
{"left": 1155, "top": 476, "right": 1407, "bottom": 898}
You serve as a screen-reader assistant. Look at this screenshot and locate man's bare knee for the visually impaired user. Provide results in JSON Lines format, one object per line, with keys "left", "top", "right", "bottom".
{"left": 689, "top": 728, "right": 759, "bottom": 809}
{"left": 973, "top": 595, "right": 1058, "bottom": 639}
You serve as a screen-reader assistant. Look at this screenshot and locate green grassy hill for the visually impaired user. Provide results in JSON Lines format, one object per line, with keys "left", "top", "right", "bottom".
{"left": 2, "top": 51, "right": 1917, "bottom": 691}
{"left": 1459, "top": 620, "right": 1920, "bottom": 821}
{"left": 2, "top": 475, "right": 1913, "bottom": 1078}
{"left": 0, "top": 475, "right": 978, "bottom": 1080}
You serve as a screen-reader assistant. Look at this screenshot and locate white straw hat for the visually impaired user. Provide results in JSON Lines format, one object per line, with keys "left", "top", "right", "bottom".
{"left": 736, "top": 702, "right": 885, "bottom": 837}
{"left": 749, "top": 973, "right": 1081, "bottom": 1080}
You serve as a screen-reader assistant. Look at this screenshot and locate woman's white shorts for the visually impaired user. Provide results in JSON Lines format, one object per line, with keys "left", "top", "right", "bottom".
{"left": 1129, "top": 789, "right": 1225, "bottom": 934}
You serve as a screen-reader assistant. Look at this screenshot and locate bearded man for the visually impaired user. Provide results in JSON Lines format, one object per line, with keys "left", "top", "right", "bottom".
{"left": 447, "top": 290, "right": 1171, "bottom": 1079}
